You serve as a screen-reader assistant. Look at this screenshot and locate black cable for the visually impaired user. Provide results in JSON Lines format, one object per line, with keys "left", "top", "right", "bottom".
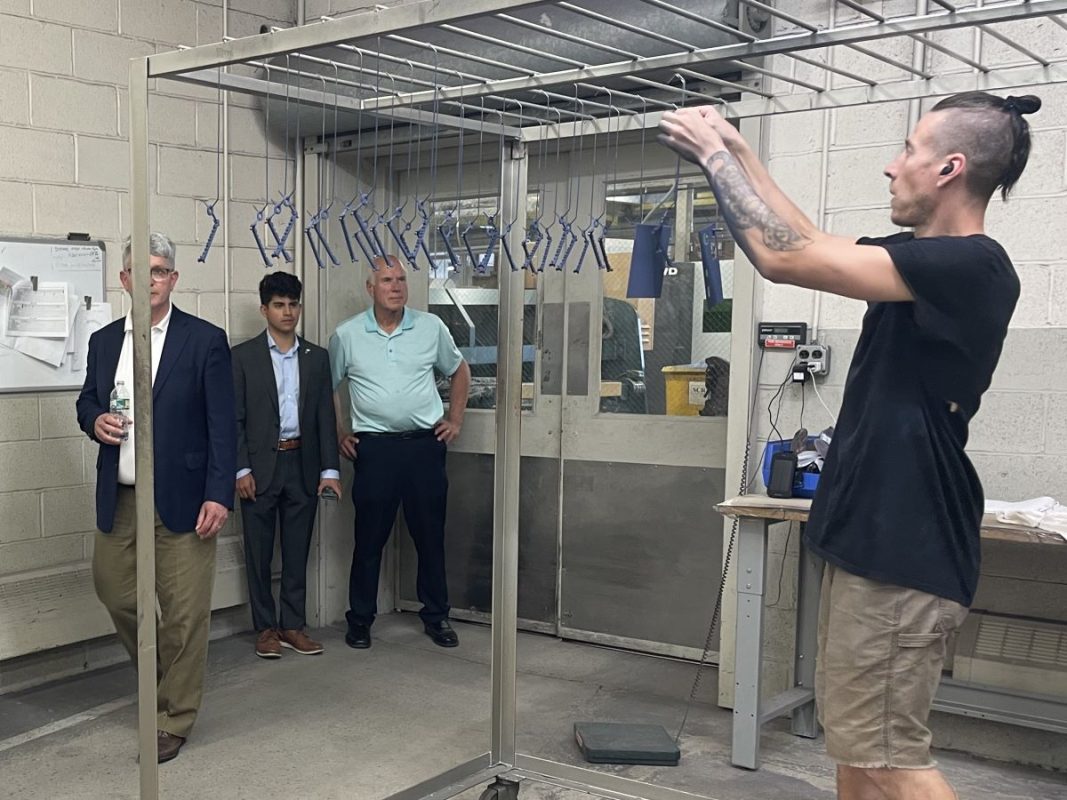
{"left": 748, "top": 357, "right": 797, "bottom": 491}
{"left": 766, "top": 524, "right": 793, "bottom": 608}
{"left": 675, "top": 347, "right": 765, "bottom": 743}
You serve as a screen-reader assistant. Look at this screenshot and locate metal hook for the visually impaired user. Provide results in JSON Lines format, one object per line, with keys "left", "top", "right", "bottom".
{"left": 304, "top": 74, "right": 340, "bottom": 269}
{"left": 198, "top": 67, "right": 224, "bottom": 264}
{"left": 340, "top": 50, "right": 367, "bottom": 264}
{"left": 461, "top": 98, "right": 490, "bottom": 274}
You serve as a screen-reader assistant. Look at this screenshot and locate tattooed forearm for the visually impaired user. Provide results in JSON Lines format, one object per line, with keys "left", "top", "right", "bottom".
{"left": 705, "top": 151, "right": 811, "bottom": 252}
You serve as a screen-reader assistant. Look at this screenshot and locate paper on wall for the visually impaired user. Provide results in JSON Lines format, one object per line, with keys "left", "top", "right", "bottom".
{"left": 71, "top": 303, "right": 112, "bottom": 373}
{"left": 14, "top": 293, "right": 82, "bottom": 367}
{"left": 5, "top": 280, "right": 70, "bottom": 338}
{"left": 0, "top": 266, "right": 26, "bottom": 351}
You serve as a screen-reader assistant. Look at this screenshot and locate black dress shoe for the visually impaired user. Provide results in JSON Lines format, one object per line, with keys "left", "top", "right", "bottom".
{"left": 345, "top": 623, "right": 371, "bottom": 649}
{"left": 157, "top": 730, "right": 185, "bottom": 763}
{"left": 424, "top": 620, "right": 459, "bottom": 648}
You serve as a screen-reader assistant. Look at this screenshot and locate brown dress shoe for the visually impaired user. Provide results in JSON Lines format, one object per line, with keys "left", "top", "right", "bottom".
{"left": 255, "top": 628, "right": 282, "bottom": 659}
{"left": 157, "top": 730, "right": 185, "bottom": 763}
{"left": 279, "top": 628, "right": 324, "bottom": 655}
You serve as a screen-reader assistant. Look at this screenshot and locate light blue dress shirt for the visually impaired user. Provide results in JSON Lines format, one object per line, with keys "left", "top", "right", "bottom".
{"left": 269, "top": 330, "right": 301, "bottom": 440}
{"left": 328, "top": 308, "right": 464, "bottom": 434}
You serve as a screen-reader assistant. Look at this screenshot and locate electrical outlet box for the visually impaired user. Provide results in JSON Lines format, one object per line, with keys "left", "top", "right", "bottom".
{"left": 797, "top": 343, "right": 831, "bottom": 376}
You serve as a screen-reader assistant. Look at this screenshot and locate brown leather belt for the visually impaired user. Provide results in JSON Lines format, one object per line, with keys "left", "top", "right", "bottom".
{"left": 277, "top": 438, "right": 302, "bottom": 451}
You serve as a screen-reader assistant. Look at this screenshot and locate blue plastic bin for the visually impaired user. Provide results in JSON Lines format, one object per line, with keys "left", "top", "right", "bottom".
{"left": 761, "top": 439, "right": 821, "bottom": 499}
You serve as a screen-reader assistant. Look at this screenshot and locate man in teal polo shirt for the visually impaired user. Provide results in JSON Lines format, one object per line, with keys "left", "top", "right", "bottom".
{"left": 329, "top": 254, "right": 471, "bottom": 649}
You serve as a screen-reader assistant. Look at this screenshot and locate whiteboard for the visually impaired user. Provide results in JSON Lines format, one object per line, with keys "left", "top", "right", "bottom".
{"left": 0, "top": 237, "right": 108, "bottom": 394}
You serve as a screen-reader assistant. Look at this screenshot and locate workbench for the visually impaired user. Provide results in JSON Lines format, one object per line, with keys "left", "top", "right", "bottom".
{"left": 715, "top": 494, "right": 1067, "bottom": 771}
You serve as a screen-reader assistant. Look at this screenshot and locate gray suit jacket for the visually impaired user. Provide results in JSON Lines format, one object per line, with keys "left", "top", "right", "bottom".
{"left": 232, "top": 332, "right": 339, "bottom": 496}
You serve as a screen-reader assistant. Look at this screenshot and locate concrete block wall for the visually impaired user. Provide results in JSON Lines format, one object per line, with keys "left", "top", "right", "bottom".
{"left": 0, "top": 0, "right": 295, "bottom": 677}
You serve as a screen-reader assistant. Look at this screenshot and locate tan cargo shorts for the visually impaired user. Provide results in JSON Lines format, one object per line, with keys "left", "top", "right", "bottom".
{"left": 814, "top": 563, "right": 969, "bottom": 769}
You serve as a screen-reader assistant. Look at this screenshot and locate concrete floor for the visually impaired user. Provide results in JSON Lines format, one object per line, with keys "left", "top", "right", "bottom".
{"left": 1, "top": 616, "right": 1064, "bottom": 800}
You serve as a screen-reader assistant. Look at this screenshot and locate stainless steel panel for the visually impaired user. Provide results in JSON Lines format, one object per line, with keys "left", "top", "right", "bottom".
{"left": 398, "top": 454, "right": 559, "bottom": 625}
{"left": 541, "top": 302, "right": 565, "bottom": 396}
{"left": 560, "top": 460, "right": 725, "bottom": 650}
{"left": 566, "top": 302, "right": 590, "bottom": 397}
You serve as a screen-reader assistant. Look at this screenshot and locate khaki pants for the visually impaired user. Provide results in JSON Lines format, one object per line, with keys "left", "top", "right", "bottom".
{"left": 815, "top": 563, "right": 969, "bottom": 769}
{"left": 93, "top": 486, "right": 217, "bottom": 739}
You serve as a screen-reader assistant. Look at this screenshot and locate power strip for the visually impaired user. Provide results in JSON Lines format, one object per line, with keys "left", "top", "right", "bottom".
{"left": 797, "top": 343, "right": 831, "bottom": 376}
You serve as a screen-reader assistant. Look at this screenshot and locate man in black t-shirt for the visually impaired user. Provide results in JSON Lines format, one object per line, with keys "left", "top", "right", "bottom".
{"left": 660, "top": 92, "right": 1039, "bottom": 799}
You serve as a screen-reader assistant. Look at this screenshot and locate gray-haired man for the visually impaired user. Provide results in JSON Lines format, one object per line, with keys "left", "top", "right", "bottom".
{"left": 76, "top": 233, "right": 236, "bottom": 763}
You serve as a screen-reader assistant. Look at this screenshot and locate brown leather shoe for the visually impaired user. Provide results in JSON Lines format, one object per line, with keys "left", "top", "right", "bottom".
{"left": 255, "top": 628, "right": 282, "bottom": 659}
{"left": 157, "top": 730, "right": 185, "bottom": 763}
{"left": 279, "top": 628, "right": 324, "bottom": 655}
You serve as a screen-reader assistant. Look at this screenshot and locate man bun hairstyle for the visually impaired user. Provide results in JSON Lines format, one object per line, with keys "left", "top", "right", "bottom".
{"left": 931, "top": 91, "right": 1041, "bottom": 201}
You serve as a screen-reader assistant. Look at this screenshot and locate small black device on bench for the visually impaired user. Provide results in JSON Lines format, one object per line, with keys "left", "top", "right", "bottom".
{"left": 767, "top": 449, "right": 798, "bottom": 499}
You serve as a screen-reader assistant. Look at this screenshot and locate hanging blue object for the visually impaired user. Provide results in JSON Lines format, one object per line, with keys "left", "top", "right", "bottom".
{"left": 626, "top": 221, "right": 671, "bottom": 298}
{"left": 699, "top": 225, "right": 725, "bottom": 306}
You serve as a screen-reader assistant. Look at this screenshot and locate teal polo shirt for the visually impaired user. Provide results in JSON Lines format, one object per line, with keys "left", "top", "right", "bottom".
{"left": 328, "top": 307, "right": 464, "bottom": 434}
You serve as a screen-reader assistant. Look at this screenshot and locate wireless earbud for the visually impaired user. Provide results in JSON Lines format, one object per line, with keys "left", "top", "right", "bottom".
{"left": 940, "top": 164, "right": 953, "bottom": 176}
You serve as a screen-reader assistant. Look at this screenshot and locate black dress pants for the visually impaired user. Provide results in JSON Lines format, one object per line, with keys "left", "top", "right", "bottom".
{"left": 240, "top": 450, "right": 317, "bottom": 631}
{"left": 346, "top": 431, "right": 449, "bottom": 627}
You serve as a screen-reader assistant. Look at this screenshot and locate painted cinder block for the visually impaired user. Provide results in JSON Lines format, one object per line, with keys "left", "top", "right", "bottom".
{"left": 0, "top": 397, "right": 42, "bottom": 442}
{"left": 0, "top": 16, "right": 72, "bottom": 75}
{"left": 41, "top": 484, "right": 97, "bottom": 537}
{"left": 0, "top": 68, "right": 29, "bottom": 126}
{"left": 76, "top": 135, "right": 131, "bottom": 190}
{"left": 119, "top": 0, "right": 198, "bottom": 46}
{"left": 31, "top": 76, "right": 119, "bottom": 137}
{"left": 0, "top": 440, "right": 85, "bottom": 493}
{"left": 72, "top": 29, "right": 155, "bottom": 87}
{"left": 0, "top": 491, "right": 41, "bottom": 544}
{"left": 39, "top": 394, "right": 84, "bottom": 440}
{"left": 968, "top": 392, "right": 1046, "bottom": 455}
{"left": 33, "top": 0, "right": 118, "bottom": 33}
{"left": 34, "top": 185, "right": 121, "bottom": 240}
{"left": 0, "top": 127, "right": 75, "bottom": 183}
{"left": 0, "top": 179, "right": 34, "bottom": 235}
{"left": 0, "top": 534, "right": 85, "bottom": 575}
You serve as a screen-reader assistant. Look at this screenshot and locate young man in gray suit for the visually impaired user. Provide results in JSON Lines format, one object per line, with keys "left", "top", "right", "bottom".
{"left": 232, "top": 272, "right": 341, "bottom": 659}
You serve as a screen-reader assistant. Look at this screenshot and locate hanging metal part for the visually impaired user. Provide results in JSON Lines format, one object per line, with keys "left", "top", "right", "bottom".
{"left": 381, "top": 62, "right": 423, "bottom": 270}
{"left": 266, "top": 193, "right": 295, "bottom": 264}
{"left": 339, "top": 49, "right": 365, "bottom": 265}
{"left": 304, "top": 76, "right": 341, "bottom": 269}
{"left": 640, "top": 75, "right": 686, "bottom": 272}
{"left": 252, "top": 63, "right": 274, "bottom": 268}
{"left": 520, "top": 101, "right": 554, "bottom": 273}
{"left": 573, "top": 95, "right": 600, "bottom": 275}
{"left": 197, "top": 200, "right": 220, "bottom": 264}
{"left": 270, "top": 54, "right": 297, "bottom": 264}
{"left": 198, "top": 67, "right": 224, "bottom": 264}
{"left": 461, "top": 100, "right": 489, "bottom": 275}
{"left": 476, "top": 108, "right": 513, "bottom": 273}
{"left": 556, "top": 91, "right": 589, "bottom": 272}
{"left": 251, "top": 204, "right": 272, "bottom": 267}
{"left": 591, "top": 88, "right": 623, "bottom": 273}
{"left": 413, "top": 46, "right": 442, "bottom": 270}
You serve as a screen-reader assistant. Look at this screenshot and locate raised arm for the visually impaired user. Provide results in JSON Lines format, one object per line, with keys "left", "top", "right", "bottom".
{"left": 658, "top": 107, "right": 913, "bottom": 303}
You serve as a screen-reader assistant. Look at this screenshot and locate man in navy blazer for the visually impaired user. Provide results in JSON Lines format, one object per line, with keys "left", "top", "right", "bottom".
{"left": 76, "top": 232, "right": 236, "bottom": 764}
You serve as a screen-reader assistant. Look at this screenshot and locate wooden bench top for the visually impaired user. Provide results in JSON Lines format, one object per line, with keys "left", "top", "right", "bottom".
{"left": 716, "top": 495, "right": 1065, "bottom": 546}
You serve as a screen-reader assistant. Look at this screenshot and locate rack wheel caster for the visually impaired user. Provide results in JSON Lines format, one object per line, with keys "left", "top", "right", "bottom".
{"left": 479, "top": 777, "right": 520, "bottom": 800}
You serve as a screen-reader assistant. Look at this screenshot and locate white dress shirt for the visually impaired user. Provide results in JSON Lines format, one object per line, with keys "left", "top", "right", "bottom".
{"left": 115, "top": 305, "right": 172, "bottom": 485}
